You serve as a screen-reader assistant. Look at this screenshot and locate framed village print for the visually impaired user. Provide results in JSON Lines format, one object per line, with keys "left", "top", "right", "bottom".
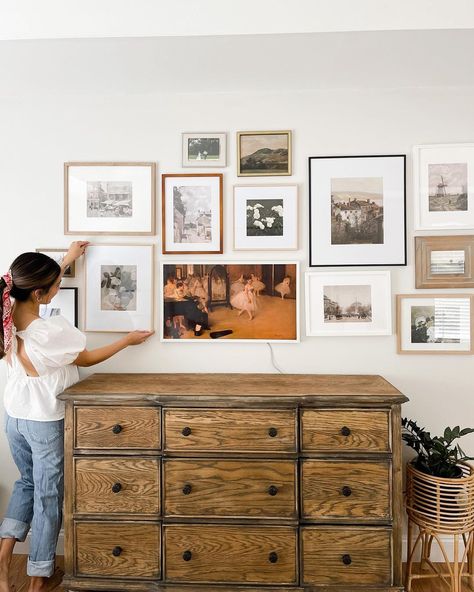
{"left": 36, "top": 248, "right": 76, "bottom": 278}
{"left": 396, "top": 294, "right": 474, "bottom": 355}
{"left": 309, "top": 155, "right": 406, "bottom": 266}
{"left": 413, "top": 143, "right": 474, "bottom": 230}
{"left": 161, "top": 262, "right": 299, "bottom": 342}
{"left": 182, "top": 132, "right": 227, "bottom": 167}
{"left": 233, "top": 184, "right": 298, "bottom": 250}
{"left": 85, "top": 244, "right": 154, "bottom": 332}
{"left": 237, "top": 131, "right": 292, "bottom": 177}
{"left": 415, "top": 235, "right": 474, "bottom": 289}
{"left": 305, "top": 271, "right": 392, "bottom": 336}
{"left": 40, "top": 287, "right": 78, "bottom": 327}
{"left": 162, "top": 173, "right": 223, "bottom": 254}
{"left": 65, "top": 162, "right": 156, "bottom": 235}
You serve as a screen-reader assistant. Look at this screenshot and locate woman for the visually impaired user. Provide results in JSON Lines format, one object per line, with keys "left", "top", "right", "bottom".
{"left": 0, "top": 242, "right": 153, "bottom": 592}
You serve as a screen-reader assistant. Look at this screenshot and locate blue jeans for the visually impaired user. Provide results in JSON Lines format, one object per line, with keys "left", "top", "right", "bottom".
{"left": 0, "top": 414, "right": 64, "bottom": 577}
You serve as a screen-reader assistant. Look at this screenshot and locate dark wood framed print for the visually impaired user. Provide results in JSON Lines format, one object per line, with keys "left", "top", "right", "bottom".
{"left": 39, "top": 287, "right": 78, "bottom": 327}
{"left": 415, "top": 235, "right": 474, "bottom": 288}
{"left": 161, "top": 173, "right": 223, "bottom": 254}
{"left": 36, "top": 248, "right": 76, "bottom": 278}
{"left": 237, "top": 131, "right": 292, "bottom": 177}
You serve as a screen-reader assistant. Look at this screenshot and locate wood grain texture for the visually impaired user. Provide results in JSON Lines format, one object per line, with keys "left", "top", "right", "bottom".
{"left": 75, "top": 522, "right": 160, "bottom": 578}
{"left": 74, "top": 457, "right": 160, "bottom": 515}
{"left": 302, "top": 460, "right": 391, "bottom": 520}
{"left": 75, "top": 406, "right": 161, "bottom": 449}
{"left": 164, "top": 525, "right": 297, "bottom": 584}
{"left": 302, "top": 526, "right": 392, "bottom": 586}
{"left": 391, "top": 403, "right": 404, "bottom": 587}
{"left": 415, "top": 235, "right": 474, "bottom": 289}
{"left": 164, "top": 459, "right": 296, "bottom": 519}
{"left": 164, "top": 409, "right": 297, "bottom": 453}
{"left": 302, "top": 409, "right": 390, "bottom": 452}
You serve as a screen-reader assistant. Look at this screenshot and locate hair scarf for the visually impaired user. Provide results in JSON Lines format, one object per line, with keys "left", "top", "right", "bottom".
{"left": 2, "top": 271, "right": 13, "bottom": 354}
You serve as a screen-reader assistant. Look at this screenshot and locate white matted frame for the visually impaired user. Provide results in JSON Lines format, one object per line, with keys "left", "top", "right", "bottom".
{"left": 40, "top": 287, "right": 78, "bottom": 327}
{"left": 233, "top": 185, "right": 298, "bottom": 250}
{"left": 182, "top": 132, "right": 227, "bottom": 167}
{"left": 305, "top": 270, "right": 392, "bottom": 336}
{"left": 65, "top": 162, "right": 156, "bottom": 235}
{"left": 85, "top": 244, "right": 154, "bottom": 332}
{"left": 414, "top": 143, "right": 474, "bottom": 230}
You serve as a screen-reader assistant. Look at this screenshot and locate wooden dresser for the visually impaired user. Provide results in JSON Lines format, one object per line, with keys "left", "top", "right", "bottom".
{"left": 59, "top": 373, "right": 407, "bottom": 592}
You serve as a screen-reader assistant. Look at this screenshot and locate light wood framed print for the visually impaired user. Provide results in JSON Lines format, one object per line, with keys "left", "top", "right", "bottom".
{"left": 36, "top": 248, "right": 76, "bottom": 278}
{"left": 396, "top": 293, "right": 474, "bottom": 354}
{"left": 415, "top": 235, "right": 474, "bottom": 288}
{"left": 65, "top": 162, "right": 156, "bottom": 235}
{"left": 40, "top": 287, "right": 78, "bottom": 327}
{"left": 237, "top": 131, "right": 292, "bottom": 177}
{"left": 162, "top": 173, "right": 223, "bottom": 254}
{"left": 85, "top": 244, "right": 154, "bottom": 332}
{"left": 182, "top": 132, "right": 227, "bottom": 167}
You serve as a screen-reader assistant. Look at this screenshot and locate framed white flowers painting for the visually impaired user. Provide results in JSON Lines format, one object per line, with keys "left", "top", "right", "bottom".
{"left": 233, "top": 185, "right": 298, "bottom": 250}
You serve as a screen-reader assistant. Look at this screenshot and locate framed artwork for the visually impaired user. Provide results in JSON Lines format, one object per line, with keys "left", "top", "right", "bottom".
{"left": 233, "top": 184, "right": 298, "bottom": 250}
{"left": 162, "top": 173, "right": 223, "bottom": 254}
{"left": 309, "top": 155, "right": 406, "bottom": 266}
{"left": 182, "top": 133, "right": 227, "bottom": 167}
{"left": 415, "top": 235, "right": 474, "bottom": 289}
{"left": 36, "top": 248, "right": 76, "bottom": 278}
{"left": 40, "top": 287, "right": 78, "bottom": 327}
{"left": 65, "top": 162, "right": 156, "bottom": 235}
{"left": 396, "top": 294, "right": 474, "bottom": 354}
{"left": 161, "top": 262, "right": 299, "bottom": 342}
{"left": 305, "top": 271, "right": 392, "bottom": 336}
{"left": 237, "top": 131, "right": 292, "bottom": 177}
{"left": 413, "top": 143, "right": 474, "bottom": 230}
{"left": 85, "top": 244, "right": 154, "bottom": 332}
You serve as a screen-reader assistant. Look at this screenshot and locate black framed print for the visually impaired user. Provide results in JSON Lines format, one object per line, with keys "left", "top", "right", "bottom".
{"left": 39, "top": 287, "right": 78, "bottom": 327}
{"left": 309, "top": 155, "right": 406, "bottom": 267}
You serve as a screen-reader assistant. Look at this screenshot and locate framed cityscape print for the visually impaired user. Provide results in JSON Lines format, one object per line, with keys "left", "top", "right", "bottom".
{"left": 36, "top": 248, "right": 76, "bottom": 278}
{"left": 415, "top": 235, "right": 474, "bottom": 288}
{"left": 237, "top": 131, "right": 292, "bottom": 177}
{"left": 182, "top": 132, "right": 227, "bottom": 167}
{"left": 305, "top": 271, "right": 392, "bottom": 336}
{"left": 413, "top": 143, "right": 474, "bottom": 230}
{"left": 309, "top": 155, "right": 406, "bottom": 266}
{"left": 161, "top": 262, "right": 299, "bottom": 342}
{"left": 233, "top": 184, "right": 298, "bottom": 250}
{"left": 162, "top": 173, "right": 223, "bottom": 254}
{"left": 397, "top": 294, "right": 474, "bottom": 354}
{"left": 65, "top": 162, "right": 156, "bottom": 235}
{"left": 40, "top": 287, "right": 78, "bottom": 327}
{"left": 85, "top": 244, "right": 154, "bottom": 332}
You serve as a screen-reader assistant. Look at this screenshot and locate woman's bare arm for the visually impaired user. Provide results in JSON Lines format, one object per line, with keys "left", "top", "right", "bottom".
{"left": 74, "top": 331, "right": 154, "bottom": 367}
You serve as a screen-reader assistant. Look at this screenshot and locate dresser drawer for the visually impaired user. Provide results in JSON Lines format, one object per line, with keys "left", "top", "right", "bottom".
{"left": 75, "top": 521, "right": 160, "bottom": 579}
{"left": 75, "top": 406, "right": 161, "bottom": 450}
{"left": 74, "top": 457, "right": 160, "bottom": 515}
{"left": 302, "top": 526, "right": 392, "bottom": 586}
{"left": 164, "top": 409, "right": 297, "bottom": 453}
{"left": 302, "top": 460, "right": 391, "bottom": 521}
{"left": 164, "top": 525, "right": 297, "bottom": 584}
{"left": 301, "top": 409, "right": 390, "bottom": 452}
{"left": 164, "top": 459, "right": 297, "bottom": 519}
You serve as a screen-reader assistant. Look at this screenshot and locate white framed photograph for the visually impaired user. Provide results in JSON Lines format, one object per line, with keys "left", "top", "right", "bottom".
{"left": 233, "top": 185, "right": 298, "bottom": 250}
{"left": 397, "top": 293, "right": 474, "bottom": 354}
{"left": 309, "top": 155, "right": 406, "bottom": 266}
{"left": 414, "top": 143, "right": 474, "bottom": 230}
{"left": 182, "top": 133, "right": 227, "bottom": 167}
{"left": 85, "top": 244, "right": 154, "bottom": 332}
{"left": 40, "top": 287, "right": 78, "bottom": 327}
{"left": 305, "top": 271, "right": 392, "bottom": 336}
{"left": 65, "top": 162, "right": 156, "bottom": 235}
{"left": 36, "top": 248, "right": 75, "bottom": 278}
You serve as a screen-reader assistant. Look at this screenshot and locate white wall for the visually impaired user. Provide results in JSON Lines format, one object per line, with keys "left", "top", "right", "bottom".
{"left": 1, "top": 84, "right": 474, "bottom": 555}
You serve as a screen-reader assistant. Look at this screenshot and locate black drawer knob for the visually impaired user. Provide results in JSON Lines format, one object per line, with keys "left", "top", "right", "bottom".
{"left": 182, "top": 426, "right": 192, "bottom": 437}
{"left": 112, "top": 546, "right": 122, "bottom": 557}
{"left": 182, "top": 550, "right": 192, "bottom": 561}
{"left": 268, "top": 427, "right": 278, "bottom": 438}
{"left": 112, "top": 424, "right": 123, "bottom": 434}
{"left": 340, "top": 426, "right": 351, "bottom": 437}
{"left": 268, "top": 485, "right": 279, "bottom": 496}
{"left": 341, "top": 486, "right": 352, "bottom": 497}
{"left": 112, "top": 482, "right": 122, "bottom": 494}
{"left": 182, "top": 484, "right": 192, "bottom": 495}
{"left": 268, "top": 552, "right": 278, "bottom": 563}
{"left": 342, "top": 554, "right": 352, "bottom": 565}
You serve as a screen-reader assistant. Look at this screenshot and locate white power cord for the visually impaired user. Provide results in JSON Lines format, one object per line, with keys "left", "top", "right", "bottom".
{"left": 267, "top": 342, "right": 285, "bottom": 374}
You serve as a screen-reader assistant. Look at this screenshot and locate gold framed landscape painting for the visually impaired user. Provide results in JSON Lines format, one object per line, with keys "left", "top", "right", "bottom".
{"left": 415, "top": 235, "right": 474, "bottom": 288}
{"left": 237, "top": 131, "right": 292, "bottom": 177}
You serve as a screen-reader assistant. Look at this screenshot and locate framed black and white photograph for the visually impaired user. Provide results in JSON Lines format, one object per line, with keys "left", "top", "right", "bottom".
{"left": 40, "top": 287, "right": 78, "bottom": 327}
{"left": 237, "top": 131, "right": 292, "bottom": 176}
{"left": 415, "top": 235, "right": 474, "bottom": 288}
{"left": 162, "top": 173, "right": 223, "bottom": 254}
{"left": 305, "top": 271, "right": 392, "bottom": 336}
{"left": 233, "top": 185, "right": 298, "bottom": 250}
{"left": 65, "top": 162, "right": 156, "bottom": 235}
{"left": 36, "top": 248, "right": 76, "bottom": 278}
{"left": 85, "top": 244, "right": 154, "bottom": 332}
{"left": 182, "top": 132, "right": 227, "bottom": 167}
{"left": 414, "top": 143, "right": 474, "bottom": 230}
{"left": 309, "top": 155, "right": 406, "bottom": 266}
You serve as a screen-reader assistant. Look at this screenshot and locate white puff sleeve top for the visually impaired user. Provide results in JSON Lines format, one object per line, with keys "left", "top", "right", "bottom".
{"left": 3, "top": 316, "right": 86, "bottom": 421}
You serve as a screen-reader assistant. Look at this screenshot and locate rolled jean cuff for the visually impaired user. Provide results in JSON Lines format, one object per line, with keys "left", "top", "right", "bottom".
{"left": 27, "top": 559, "right": 55, "bottom": 577}
{"left": 0, "top": 517, "right": 30, "bottom": 541}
